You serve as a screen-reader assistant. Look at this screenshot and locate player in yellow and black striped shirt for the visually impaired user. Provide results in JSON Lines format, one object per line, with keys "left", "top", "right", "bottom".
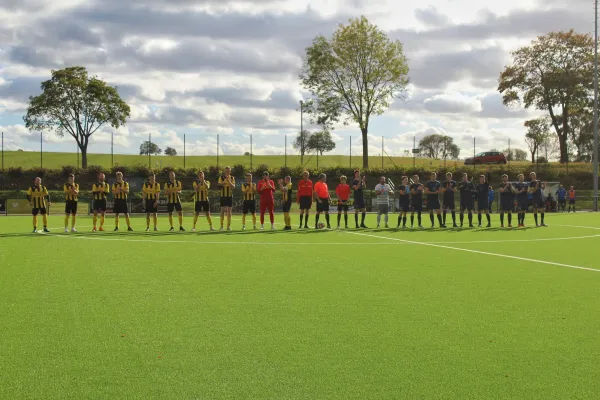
{"left": 241, "top": 173, "right": 257, "bottom": 230}
{"left": 279, "top": 176, "right": 293, "bottom": 230}
{"left": 142, "top": 174, "right": 160, "bottom": 231}
{"left": 27, "top": 177, "right": 50, "bottom": 233}
{"left": 164, "top": 171, "right": 185, "bottom": 231}
{"left": 63, "top": 174, "right": 79, "bottom": 232}
{"left": 217, "top": 166, "right": 235, "bottom": 230}
{"left": 192, "top": 171, "right": 214, "bottom": 231}
{"left": 92, "top": 172, "right": 110, "bottom": 231}
{"left": 112, "top": 172, "right": 133, "bottom": 231}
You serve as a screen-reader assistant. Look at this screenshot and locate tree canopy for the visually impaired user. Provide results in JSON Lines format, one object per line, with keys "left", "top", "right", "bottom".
{"left": 139, "top": 141, "right": 162, "bottom": 156}
{"left": 498, "top": 30, "right": 594, "bottom": 163}
{"left": 306, "top": 130, "right": 336, "bottom": 155}
{"left": 165, "top": 147, "right": 177, "bottom": 156}
{"left": 418, "top": 134, "right": 460, "bottom": 160}
{"left": 300, "top": 16, "right": 409, "bottom": 168}
{"left": 292, "top": 130, "right": 312, "bottom": 158}
{"left": 524, "top": 118, "right": 552, "bottom": 163}
{"left": 23, "top": 66, "right": 130, "bottom": 168}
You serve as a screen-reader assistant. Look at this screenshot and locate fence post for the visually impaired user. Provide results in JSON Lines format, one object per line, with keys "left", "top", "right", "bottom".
{"left": 381, "top": 136, "right": 384, "bottom": 169}
{"left": 77, "top": 142, "right": 79, "bottom": 169}
{"left": 349, "top": 135, "right": 351, "bottom": 168}
{"left": 413, "top": 136, "right": 415, "bottom": 169}
{"left": 183, "top": 134, "right": 186, "bottom": 169}
{"left": 284, "top": 135, "right": 287, "bottom": 168}
{"left": 40, "top": 131, "right": 43, "bottom": 168}
{"left": 217, "top": 134, "right": 219, "bottom": 169}
{"left": 148, "top": 132, "right": 151, "bottom": 169}
{"left": 1, "top": 131, "right": 3, "bottom": 171}
{"left": 473, "top": 137, "right": 475, "bottom": 171}
{"left": 111, "top": 132, "right": 114, "bottom": 167}
{"left": 250, "top": 134, "right": 253, "bottom": 171}
{"left": 508, "top": 138, "right": 511, "bottom": 167}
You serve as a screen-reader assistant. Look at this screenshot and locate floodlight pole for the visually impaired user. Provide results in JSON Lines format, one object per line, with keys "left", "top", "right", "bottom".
{"left": 594, "top": 0, "right": 599, "bottom": 211}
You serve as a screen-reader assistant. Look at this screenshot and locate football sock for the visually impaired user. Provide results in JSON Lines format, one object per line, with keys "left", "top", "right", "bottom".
{"left": 437, "top": 214, "right": 443, "bottom": 226}
{"left": 478, "top": 214, "right": 482, "bottom": 225}
{"left": 468, "top": 213, "right": 473, "bottom": 224}
{"left": 541, "top": 213, "right": 545, "bottom": 224}
{"left": 500, "top": 212, "right": 504, "bottom": 225}
{"left": 451, "top": 211, "right": 456, "bottom": 224}
{"left": 194, "top": 214, "right": 199, "bottom": 227}
{"left": 377, "top": 214, "right": 381, "bottom": 225}
{"left": 442, "top": 211, "right": 447, "bottom": 224}
{"left": 325, "top": 214, "right": 330, "bottom": 225}
{"left": 64, "top": 215, "right": 69, "bottom": 228}
{"left": 460, "top": 213, "right": 464, "bottom": 224}
{"left": 220, "top": 214, "right": 224, "bottom": 227}
{"left": 252, "top": 214, "right": 256, "bottom": 226}
{"left": 227, "top": 215, "right": 231, "bottom": 228}
{"left": 315, "top": 214, "right": 320, "bottom": 225}
{"left": 126, "top": 215, "right": 131, "bottom": 227}
{"left": 486, "top": 214, "right": 491, "bottom": 224}
{"left": 403, "top": 216, "right": 407, "bottom": 226}
{"left": 417, "top": 212, "right": 422, "bottom": 225}
{"left": 93, "top": 216, "right": 97, "bottom": 228}
{"left": 115, "top": 215, "right": 119, "bottom": 228}
{"left": 411, "top": 215, "right": 415, "bottom": 226}
{"left": 242, "top": 214, "right": 246, "bottom": 225}
{"left": 398, "top": 215, "right": 402, "bottom": 226}
{"left": 153, "top": 216, "right": 158, "bottom": 228}
{"left": 355, "top": 213, "right": 359, "bottom": 226}
{"left": 300, "top": 214, "right": 304, "bottom": 226}
{"left": 169, "top": 214, "right": 174, "bottom": 227}
{"left": 100, "top": 215, "right": 105, "bottom": 227}
{"left": 429, "top": 213, "right": 434, "bottom": 225}
{"left": 361, "top": 212, "right": 366, "bottom": 225}
{"left": 384, "top": 214, "right": 388, "bottom": 225}
{"left": 42, "top": 215, "right": 48, "bottom": 227}
{"left": 146, "top": 216, "right": 150, "bottom": 228}
{"left": 508, "top": 213, "right": 512, "bottom": 225}
{"left": 344, "top": 214, "right": 348, "bottom": 226}
{"left": 534, "top": 213, "right": 538, "bottom": 225}
{"left": 207, "top": 215, "right": 213, "bottom": 226}
{"left": 71, "top": 215, "right": 76, "bottom": 228}
{"left": 33, "top": 215, "right": 38, "bottom": 229}
{"left": 337, "top": 214, "right": 341, "bottom": 225}
{"left": 178, "top": 215, "right": 183, "bottom": 227}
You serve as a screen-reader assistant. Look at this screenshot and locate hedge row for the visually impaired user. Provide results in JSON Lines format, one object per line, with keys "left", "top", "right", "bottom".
{"left": 0, "top": 163, "right": 597, "bottom": 191}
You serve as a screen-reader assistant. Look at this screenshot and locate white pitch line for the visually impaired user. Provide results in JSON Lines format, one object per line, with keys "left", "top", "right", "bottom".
{"left": 344, "top": 230, "right": 600, "bottom": 273}
{"left": 554, "top": 224, "right": 600, "bottom": 231}
{"left": 430, "top": 233, "right": 600, "bottom": 244}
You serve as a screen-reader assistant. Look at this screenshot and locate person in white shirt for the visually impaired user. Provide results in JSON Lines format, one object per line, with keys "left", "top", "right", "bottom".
{"left": 374, "top": 176, "right": 391, "bottom": 228}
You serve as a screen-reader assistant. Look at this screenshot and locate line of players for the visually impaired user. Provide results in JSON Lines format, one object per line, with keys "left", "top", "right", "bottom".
{"left": 25, "top": 167, "right": 548, "bottom": 233}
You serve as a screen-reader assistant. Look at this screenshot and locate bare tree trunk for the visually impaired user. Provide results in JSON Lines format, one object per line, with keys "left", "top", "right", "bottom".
{"left": 81, "top": 146, "right": 88, "bottom": 169}
{"left": 361, "top": 128, "right": 368, "bottom": 169}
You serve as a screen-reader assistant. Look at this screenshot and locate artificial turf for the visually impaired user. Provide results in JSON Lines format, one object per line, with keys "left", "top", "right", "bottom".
{"left": 1, "top": 212, "right": 599, "bottom": 399}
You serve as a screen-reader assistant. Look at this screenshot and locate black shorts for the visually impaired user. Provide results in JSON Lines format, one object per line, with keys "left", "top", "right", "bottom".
{"left": 411, "top": 200, "right": 423, "bottom": 212}
{"left": 299, "top": 196, "right": 312, "bottom": 210}
{"left": 427, "top": 198, "right": 441, "bottom": 211}
{"left": 220, "top": 197, "right": 233, "bottom": 208}
{"left": 145, "top": 199, "right": 158, "bottom": 213}
{"left": 242, "top": 200, "right": 256, "bottom": 214}
{"left": 500, "top": 201, "right": 513, "bottom": 212}
{"left": 316, "top": 198, "right": 329, "bottom": 212}
{"left": 478, "top": 198, "right": 489, "bottom": 211}
{"left": 32, "top": 207, "right": 47, "bottom": 216}
{"left": 337, "top": 201, "right": 349, "bottom": 212}
{"left": 93, "top": 199, "right": 107, "bottom": 212}
{"left": 517, "top": 199, "right": 528, "bottom": 211}
{"left": 167, "top": 202, "right": 182, "bottom": 213}
{"left": 65, "top": 200, "right": 78, "bottom": 214}
{"left": 114, "top": 199, "right": 128, "bottom": 214}
{"left": 354, "top": 196, "right": 365, "bottom": 209}
{"left": 460, "top": 199, "right": 474, "bottom": 211}
{"left": 569, "top": 199, "right": 575, "bottom": 204}
{"left": 443, "top": 198, "right": 455, "bottom": 210}
{"left": 282, "top": 201, "right": 292, "bottom": 213}
{"left": 195, "top": 201, "right": 210, "bottom": 213}
{"left": 532, "top": 197, "right": 544, "bottom": 208}
{"left": 398, "top": 202, "right": 410, "bottom": 213}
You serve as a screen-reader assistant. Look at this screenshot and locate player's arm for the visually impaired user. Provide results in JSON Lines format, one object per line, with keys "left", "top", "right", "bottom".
{"left": 123, "top": 183, "right": 129, "bottom": 194}
{"left": 72, "top": 184, "right": 79, "bottom": 195}
{"left": 205, "top": 181, "right": 210, "bottom": 189}
{"left": 194, "top": 182, "right": 200, "bottom": 192}
{"left": 64, "top": 184, "right": 69, "bottom": 195}
{"left": 26, "top": 187, "right": 32, "bottom": 205}
{"left": 177, "top": 182, "right": 182, "bottom": 193}
{"left": 112, "top": 183, "right": 119, "bottom": 194}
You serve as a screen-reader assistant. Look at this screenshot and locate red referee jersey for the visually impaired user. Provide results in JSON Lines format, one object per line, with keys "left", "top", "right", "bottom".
{"left": 297, "top": 179, "right": 313, "bottom": 199}
{"left": 336, "top": 184, "right": 350, "bottom": 201}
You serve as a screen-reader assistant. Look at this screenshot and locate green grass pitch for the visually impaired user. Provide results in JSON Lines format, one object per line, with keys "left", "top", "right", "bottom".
{"left": 1, "top": 211, "right": 600, "bottom": 399}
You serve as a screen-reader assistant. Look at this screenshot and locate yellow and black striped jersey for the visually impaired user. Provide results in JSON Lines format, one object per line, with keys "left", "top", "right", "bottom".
{"left": 64, "top": 183, "right": 79, "bottom": 201}
{"left": 218, "top": 175, "right": 235, "bottom": 197}
{"left": 242, "top": 183, "right": 256, "bottom": 201}
{"left": 164, "top": 180, "right": 182, "bottom": 203}
{"left": 282, "top": 182, "right": 292, "bottom": 203}
{"left": 193, "top": 180, "right": 210, "bottom": 202}
{"left": 142, "top": 182, "right": 160, "bottom": 200}
{"left": 92, "top": 182, "right": 110, "bottom": 200}
{"left": 27, "top": 185, "right": 49, "bottom": 208}
{"left": 113, "top": 181, "right": 129, "bottom": 200}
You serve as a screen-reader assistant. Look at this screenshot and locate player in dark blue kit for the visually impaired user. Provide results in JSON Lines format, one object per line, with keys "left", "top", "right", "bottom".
{"left": 498, "top": 174, "right": 515, "bottom": 228}
{"left": 410, "top": 175, "right": 424, "bottom": 229}
{"left": 425, "top": 172, "right": 444, "bottom": 228}
{"left": 514, "top": 173, "right": 528, "bottom": 227}
{"left": 458, "top": 173, "right": 475, "bottom": 227}
{"left": 529, "top": 172, "right": 547, "bottom": 227}
{"left": 476, "top": 175, "right": 492, "bottom": 227}
{"left": 441, "top": 172, "right": 457, "bottom": 227}
{"left": 396, "top": 176, "right": 411, "bottom": 228}
{"left": 352, "top": 170, "right": 368, "bottom": 229}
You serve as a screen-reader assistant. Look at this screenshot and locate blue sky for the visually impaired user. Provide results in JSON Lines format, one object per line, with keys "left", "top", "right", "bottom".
{"left": 0, "top": 0, "right": 590, "bottom": 158}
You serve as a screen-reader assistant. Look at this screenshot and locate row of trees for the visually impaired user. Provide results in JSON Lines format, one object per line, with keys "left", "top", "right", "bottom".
{"left": 139, "top": 141, "right": 177, "bottom": 156}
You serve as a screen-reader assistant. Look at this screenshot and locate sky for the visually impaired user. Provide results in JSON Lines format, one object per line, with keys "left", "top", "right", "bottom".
{"left": 0, "top": 0, "right": 593, "bottom": 159}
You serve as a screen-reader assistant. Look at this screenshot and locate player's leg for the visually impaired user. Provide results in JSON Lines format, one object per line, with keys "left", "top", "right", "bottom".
{"left": 436, "top": 208, "right": 443, "bottom": 227}
{"left": 146, "top": 212, "right": 151, "bottom": 230}
{"left": 337, "top": 205, "right": 342, "bottom": 228}
{"left": 459, "top": 205, "right": 465, "bottom": 226}
{"left": 315, "top": 207, "right": 321, "bottom": 228}
{"left": 383, "top": 206, "right": 389, "bottom": 227}
{"left": 344, "top": 208, "right": 348, "bottom": 228}
{"left": 540, "top": 200, "right": 546, "bottom": 226}
{"left": 533, "top": 205, "right": 538, "bottom": 226}
{"left": 99, "top": 208, "right": 106, "bottom": 230}
{"left": 226, "top": 207, "right": 232, "bottom": 230}
{"left": 64, "top": 207, "right": 70, "bottom": 231}
{"left": 32, "top": 208, "right": 38, "bottom": 232}
{"left": 324, "top": 206, "right": 330, "bottom": 228}
{"left": 93, "top": 209, "right": 98, "bottom": 231}
{"left": 376, "top": 206, "right": 382, "bottom": 227}
{"left": 429, "top": 207, "right": 435, "bottom": 227}
{"left": 193, "top": 208, "right": 200, "bottom": 230}
{"left": 507, "top": 209, "right": 512, "bottom": 227}
{"left": 477, "top": 208, "right": 483, "bottom": 227}
{"left": 114, "top": 212, "right": 120, "bottom": 231}
{"left": 500, "top": 210, "right": 504, "bottom": 227}
{"left": 410, "top": 209, "right": 415, "bottom": 228}
{"left": 360, "top": 207, "right": 367, "bottom": 228}
{"left": 220, "top": 205, "right": 225, "bottom": 229}
{"left": 205, "top": 209, "right": 214, "bottom": 230}
{"left": 41, "top": 208, "right": 48, "bottom": 231}
{"left": 71, "top": 211, "right": 77, "bottom": 231}
{"left": 485, "top": 207, "right": 491, "bottom": 227}
{"left": 269, "top": 204, "right": 275, "bottom": 228}
{"left": 153, "top": 212, "right": 158, "bottom": 230}
{"left": 178, "top": 205, "right": 184, "bottom": 231}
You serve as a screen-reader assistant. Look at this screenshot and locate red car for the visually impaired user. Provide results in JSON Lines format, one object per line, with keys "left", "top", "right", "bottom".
{"left": 464, "top": 151, "right": 507, "bottom": 165}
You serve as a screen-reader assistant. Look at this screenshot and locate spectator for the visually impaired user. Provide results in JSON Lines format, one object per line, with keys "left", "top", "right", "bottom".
{"left": 488, "top": 185, "right": 495, "bottom": 213}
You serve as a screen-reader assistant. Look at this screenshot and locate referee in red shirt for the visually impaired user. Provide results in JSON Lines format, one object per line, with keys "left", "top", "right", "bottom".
{"left": 336, "top": 175, "right": 351, "bottom": 228}
{"left": 296, "top": 171, "right": 313, "bottom": 229}
{"left": 314, "top": 173, "right": 331, "bottom": 229}
{"left": 257, "top": 171, "right": 276, "bottom": 230}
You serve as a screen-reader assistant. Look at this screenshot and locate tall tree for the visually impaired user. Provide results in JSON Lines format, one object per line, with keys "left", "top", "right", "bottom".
{"left": 306, "top": 130, "right": 336, "bottom": 155}
{"left": 23, "top": 66, "right": 130, "bottom": 168}
{"left": 498, "top": 30, "right": 594, "bottom": 163}
{"left": 139, "top": 141, "right": 162, "bottom": 155}
{"left": 300, "top": 16, "right": 410, "bottom": 168}
{"left": 418, "top": 134, "right": 460, "bottom": 159}
{"left": 524, "top": 118, "right": 551, "bottom": 163}
{"left": 567, "top": 107, "right": 594, "bottom": 161}
{"left": 292, "top": 130, "right": 312, "bottom": 159}
{"left": 503, "top": 148, "right": 528, "bottom": 162}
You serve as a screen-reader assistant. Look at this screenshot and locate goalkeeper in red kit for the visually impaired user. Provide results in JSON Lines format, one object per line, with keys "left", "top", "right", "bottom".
{"left": 257, "top": 171, "right": 276, "bottom": 230}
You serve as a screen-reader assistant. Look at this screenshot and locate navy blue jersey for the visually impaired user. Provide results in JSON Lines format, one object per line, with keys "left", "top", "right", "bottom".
{"left": 476, "top": 182, "right": 490, "bottom": 202}
{"left": 426, "top": 180, "right": 441, "bottom": 200}
{"left": 514, "top": 182, "right": 529, "bottom": 201}
{"left": 398, "top": 184, "right": 410, "bottom": 204}
{"left": 499, "top": 182, "right": 514, "bottom": 202}
{"left": 410, "top": 183, "right": 423, "bottom": 203}
{"left": 352, "top": 179, "right": 364, "bottom": 200}
{"left": 529, "top": 180, "right": 543, "bottom": 198}
{"left": 443, "top": 180, "right": 456, "bottom": 201}
{"left": 458, "top": 180, "right": 475, "bottom": 200}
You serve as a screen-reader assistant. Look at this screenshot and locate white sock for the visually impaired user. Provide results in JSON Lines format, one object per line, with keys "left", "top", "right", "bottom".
{"left": 384, "top": 214, "right": 388, "bottom": 224}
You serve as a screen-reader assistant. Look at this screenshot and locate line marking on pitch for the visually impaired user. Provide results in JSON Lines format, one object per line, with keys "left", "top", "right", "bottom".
{"left": 344, "top": 230, "right": 600, "bottom": 273}
{"left": 554, "top": 224, "right": 600, "bottom": 230}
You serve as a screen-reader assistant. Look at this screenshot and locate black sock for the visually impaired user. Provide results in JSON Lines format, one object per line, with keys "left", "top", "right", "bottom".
{"left": 508, "top": 214, "right": 512, "bottom": 225}
{"left": 468, "top": 213, "right": 473, "bottom": 224}
{"left": 344, "top": 214, "right": 348, "bottom": 225}
{"left": 403, "top": 216, "right": 407, "bottom": 226}
{"left": 411, "top": 215, "right": 414, "bottom": 226}
{"left": 460, "top": 213, "right": 464, "bottom": 224}
{"left": 361, "top": 212, "right": 366, "bottom": 225}
{"left": 437, "top": 214, "right": 443, "bottom": 226}
{"left": 478, "top": 214, "right": 482, "bottom": 225}
{"left": 443, "top": 211, "right": 447, "bottom": 224}
{"left": 305, "top": 213, "right": 309, "bottom": 226}
{"left": 522, "top": 213, "right": 526, "bottom": 225}
{"left": 500, "top": 212, "right": 504, "bottom": 225}
{"left": 486, "top": 214, "right": 491, "bottom": 224}
{"left": 325, "top": 214, "right": 330, "bottom": 225}
{"left": 429, "top": 213, "right": 435, "bottom": 225}
{"left": 541, "top": 213, "right": 544, "bottom": 223}
{"left": 355, "top": 213, "right": 359, "bottom": 226}
{"left": 452, "top": 211, "right": 456, "bottom": 224}
{"left": 300, "top": 214, "right": 304, "bottom": 226}
{"left": 418, "top": 212, "right": 422, "bottom": 225}
{"left": 315, "top": 214, "right": 320, "bottom": 225}
{"left": 337, "top": 214, "right": 341, "bottom": 225}
{"left": 534, "top": 213, "right": 538, "bottom": 225}
{"left": 397, "top": 215, "right": 402, "bottom": 226}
